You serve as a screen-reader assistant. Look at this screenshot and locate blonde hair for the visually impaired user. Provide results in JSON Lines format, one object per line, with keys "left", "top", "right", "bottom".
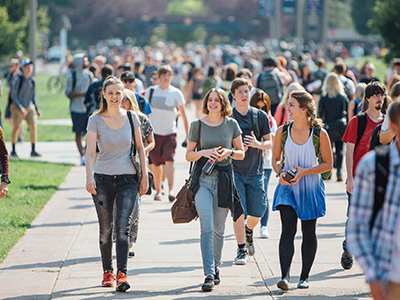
{"left": 281, "top": 82, "right": 304, "bottom": 107}
{"left": 123, "top": 89, "right": 146, "bottom": 119}
{"left": 355, "top": 82, "right": 367, "bottom": 100}
{"left": 321, "top": 72, "right": 345, "bottom": 98}
{"left": 290, "top": 90, "right": 323, "bottom": 127}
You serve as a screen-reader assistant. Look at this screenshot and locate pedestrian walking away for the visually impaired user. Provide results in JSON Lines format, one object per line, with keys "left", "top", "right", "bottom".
{"left": 272, "top": 90, "right": 333, "bottom": 291}
{"left": 230, "top": 78, "right": 272, "bottom": 264}
{"left": 186, "top": 88, "right": 244, "bottom": 292}
{"left": 347, "top": 101, "right": 400, "bottom": 300}
{"left": 85, "top": 76, "right": 149, "bottom": 292}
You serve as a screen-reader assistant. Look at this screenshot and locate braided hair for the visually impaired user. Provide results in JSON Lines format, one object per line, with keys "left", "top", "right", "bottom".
{"left": 290, "top": 90, "right": 323, "bottom": 127}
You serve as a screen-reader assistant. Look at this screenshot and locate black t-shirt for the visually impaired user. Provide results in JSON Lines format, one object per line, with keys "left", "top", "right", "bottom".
{"left": 231, "top": 107, "right": 271, "bottom": 176}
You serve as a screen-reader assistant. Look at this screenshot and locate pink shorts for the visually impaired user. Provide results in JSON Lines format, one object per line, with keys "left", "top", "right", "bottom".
{"left": 149, "top": 134, "right": 177, "bottom": 166}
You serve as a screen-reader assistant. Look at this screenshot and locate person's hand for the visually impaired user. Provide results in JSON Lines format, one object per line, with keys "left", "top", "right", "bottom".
{"left": 139, "top": 173, "right": 149, "bottom": 196}
{"left": 19, "top": 107, "right": 27, "bottom": 117}
{"left": 279, "top": 172, "right": 291, "bottom": 185}
{"left": 370, "top": 280, "right": 390, "bottom": 300}
{"left": 0, "top": 182, "right": 8, "bottom": 198}
{"left": 290, "top": 164, "right": 306, "bottom": 185}
{"left": 346, "top": 178, "right": 354, "bottom": 194}
{"left": 86, "top": 179, "right": 97, "bottom": 195}
{"left": 36, "top": 109, "right": 41, "bottom": 117}
{"left": 243, "top": 131, "right": 260, "bottom": 149}
{"left": 201, "top": 147, "right": 222, "bottom": 160}
{"left": 181, "top": 139, "right": 188, "bottom": 148}
{"left": 217, "top": 148, "right": 232, "bottom": 162}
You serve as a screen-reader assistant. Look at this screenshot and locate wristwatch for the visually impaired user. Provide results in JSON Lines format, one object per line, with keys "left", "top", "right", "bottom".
{"left": 230, "top": 150, "right": 235, "bottom": 157}
{"left": 1, "top": 176, "right": 11, "bottom": 184}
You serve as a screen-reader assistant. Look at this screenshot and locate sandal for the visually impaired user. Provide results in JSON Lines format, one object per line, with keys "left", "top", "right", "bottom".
{"left": 154, "top": 193, "right": 161, "bottom": 201}
{"left": 168, "top": 194, "right": 176, "bottom": 202}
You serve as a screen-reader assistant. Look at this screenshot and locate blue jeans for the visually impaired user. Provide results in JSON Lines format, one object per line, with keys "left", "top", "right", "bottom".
{"left": 234, "top": 172, "right": 266, "bottom": 218}
{"left": 260, "top": 169, "right": 272, "bottom": 227}
{"left": 92, "top": 173, "right": 139, "bottom": 274}
{"left": 195, "top": 176, "right": 229, "bottom": 276}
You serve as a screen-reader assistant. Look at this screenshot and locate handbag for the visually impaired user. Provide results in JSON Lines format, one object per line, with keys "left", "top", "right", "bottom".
{"left": 127, "top": 111, "right": 153, "bottom": 194}
{"left": 171, "top": 121, "right": 201, "bottom": 224}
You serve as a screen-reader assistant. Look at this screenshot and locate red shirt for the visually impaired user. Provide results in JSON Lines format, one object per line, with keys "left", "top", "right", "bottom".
{"left": 342, "top": 113, "right": 383, "bottom": 177}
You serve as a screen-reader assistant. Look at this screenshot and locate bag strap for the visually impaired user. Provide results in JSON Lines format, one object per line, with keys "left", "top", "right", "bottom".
{"left": 355, "top": 112, "right": 368, "bottom": 149}
{"left": 127, "top": 110, "right": 137, "bottom": 147}
{"left": 371, "top": 144, "right": 390, "bottom": 232}
{"left": 189, "top": 119, "right": 202, "bottom": 175}
{"left": 277, "top": 122, "right": 290, "bottom": 176}
{"left": 148, "top": 88, "right": 155, "bottom": 104}
{"left": 250, "top": 107, "right": 260, "bottom": 140}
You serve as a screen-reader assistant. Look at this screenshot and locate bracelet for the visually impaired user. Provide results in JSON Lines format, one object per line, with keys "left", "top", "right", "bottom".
{"left": 230, "top": 150, "right": 235, "bottom": 157}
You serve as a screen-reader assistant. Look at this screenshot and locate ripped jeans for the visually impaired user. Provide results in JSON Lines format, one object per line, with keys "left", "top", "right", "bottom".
{"left": 92, "top": 173, "right": 139, "bottom": 274}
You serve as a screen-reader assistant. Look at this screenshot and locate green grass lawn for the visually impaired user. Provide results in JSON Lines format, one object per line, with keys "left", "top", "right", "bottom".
{"left": 2, "top": 122, "right": 75, "bottom": 142}
{"left": 0, "top": 159, "right": 72, "bottom": 263}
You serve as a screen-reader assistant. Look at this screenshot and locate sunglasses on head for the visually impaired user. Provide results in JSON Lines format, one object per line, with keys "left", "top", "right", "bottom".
{"left": 122, "top": 79, "right": 134, "bottom": 83}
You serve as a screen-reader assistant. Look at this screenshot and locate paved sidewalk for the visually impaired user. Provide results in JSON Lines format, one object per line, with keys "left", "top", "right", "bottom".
{"left": 0, "top": 112, "right": 372, "bottom": 299}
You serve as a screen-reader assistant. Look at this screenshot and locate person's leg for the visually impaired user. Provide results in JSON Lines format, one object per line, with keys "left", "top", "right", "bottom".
{"left": 164, "top": 161, "right": 175, "bottom": 196}
{"left": 10, "top": 104, "right": 22, "bottom": 154}
{"left": 194, "top": 177, "right": 216, "bottom": 276}
{"left": 92, "top": 174, "right": 115, "bottom": 272}
{"left": 162, "top": 134, "right": 177, "bottom": 199}
{"left": 278, "top": 205, "right": 298, "bottom": 281}
{"left": 114, "top": 175, "right": 139, "bottom": 275}
{"left": 335, "top": 140, "right": 344, "bottom": 181}
{"left": 129, "top": 197, "right": 141, "bottom": 255}
{"left": 152, "top": 164, "right": 163, "bottom": 195}
{"left": 233, "top": 173, "right": 246, "bottom": 245}
{"left": 260, "top": 169, "right": 272, "bottom": 227}
{"left": 75, "top": 132, "right": 84, "bottom": 156}
{"left": 149, "top": 134, "right": 164, "bottom": 198}
{"left": 300, "top": 219, "right": 317, "bottom": 282}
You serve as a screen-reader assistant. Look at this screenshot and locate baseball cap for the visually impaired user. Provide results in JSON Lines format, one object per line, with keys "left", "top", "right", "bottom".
{"left": 120, "top": 71, "right": 135, "bottom": 81}
{"left": 21, "top": 59, "right": 33, "bottom": 68}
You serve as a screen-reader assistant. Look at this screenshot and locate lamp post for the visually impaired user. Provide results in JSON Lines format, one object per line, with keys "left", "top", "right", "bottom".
{"left": 29, "top": 0, "right": 37, "bottom": 75}
{"left": 60, "top": 14, "right": 72, "bottom": 66}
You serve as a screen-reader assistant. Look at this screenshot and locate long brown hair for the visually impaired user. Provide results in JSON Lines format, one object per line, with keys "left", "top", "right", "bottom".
{"left": 290, "top": 90, "right": 323, "bottom": 127}
{"left": 97, "top": 76, "right": 124, "bottom": 114}
{"left": 202, "top": 88, "right": 232, "bottom": 117}
{"left": 250, "top": 90, "right": 271, "bottom": 113}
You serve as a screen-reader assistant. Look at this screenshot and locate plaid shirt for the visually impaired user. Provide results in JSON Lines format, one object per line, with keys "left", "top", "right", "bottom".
{"left": 347, "top": 141, "right": 400, "bottom": 284}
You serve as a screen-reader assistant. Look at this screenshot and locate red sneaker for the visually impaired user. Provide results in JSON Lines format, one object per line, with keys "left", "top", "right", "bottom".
{"left": 116, "top": 270, "right": 130, "bottom": 292}
{"left": 101, "top": 270, "right": 115, "bottom": 287}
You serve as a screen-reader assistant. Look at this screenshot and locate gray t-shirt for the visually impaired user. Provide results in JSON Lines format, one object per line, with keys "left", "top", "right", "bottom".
{"left": 189, "top": 117, "right": 242, "bottom": 167}
{"left": 87, "top": 112, "right": 141, "bottom": 175}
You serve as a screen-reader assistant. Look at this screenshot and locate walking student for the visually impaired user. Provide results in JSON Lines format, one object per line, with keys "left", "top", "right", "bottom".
{"left": 186, "top": 88, "right": 244, "bottom": 292}
{"left": 249, "top": 90, "right": 277, "bottom": 238}
{"left": 346, "top": 101, "right": 400, "bottom": 300}
{"left": 272, "top": 91, "right": 333, "bottom": 290}
{"left": 10, "top": 59, "right": 41, "bottom": 157}
{"left": 85, "top": 76, "right": 148, "bottom": 292}
{"left": 230, "top": 78, "right": 272, "bottom": 264}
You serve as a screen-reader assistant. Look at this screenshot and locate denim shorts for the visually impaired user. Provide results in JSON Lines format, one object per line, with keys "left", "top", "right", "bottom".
{"left": 234, "top": 172, "right": 266, "bottom": 218}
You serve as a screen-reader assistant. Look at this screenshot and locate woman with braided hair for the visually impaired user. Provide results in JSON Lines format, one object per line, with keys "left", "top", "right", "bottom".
{"left": 271, "top": 90, "right": 333, "bottom": 291}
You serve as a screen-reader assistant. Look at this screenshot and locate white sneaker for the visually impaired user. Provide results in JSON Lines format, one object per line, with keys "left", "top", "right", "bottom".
{"left": 260, "top": 226, "right": 269, "bottom": 238}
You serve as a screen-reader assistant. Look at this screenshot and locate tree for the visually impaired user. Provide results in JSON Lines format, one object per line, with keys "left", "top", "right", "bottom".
{"left": 166, "top": 0, "right": 206, "bottom": 16}
{"left": 351, "top": 0, "right": 377, "bottom": 35}
{"left": 370, "top": 0, "right": 400, "bottom": 62}
{"left": 329, "top": 0, "right": 353, "bottom": 29}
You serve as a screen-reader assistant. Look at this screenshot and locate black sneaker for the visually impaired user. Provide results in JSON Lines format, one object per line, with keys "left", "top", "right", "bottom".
{"left": 202, "top": 274, "right": 214, "bottom": 292}
{"left": 10, "top": 151, "right": 18, "bottom": 158}
{"left": 214, "top": 269, "right": 220, "bottom": 285}
{"left": 341, "top": 250, "right": 353, "bottom": 270}
{"left": 234, "top": 247, "right": 248, "bottom": 265}
{"left": 246, "top": 230, "right": 255, "bottom": 256}
{"left": 31, "top": 151, "right": 41, "bottom": 157}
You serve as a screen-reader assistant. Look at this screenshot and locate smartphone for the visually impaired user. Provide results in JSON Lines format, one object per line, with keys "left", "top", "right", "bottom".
{"left": 283, "top": 167, "right": 298, "bottom": 183}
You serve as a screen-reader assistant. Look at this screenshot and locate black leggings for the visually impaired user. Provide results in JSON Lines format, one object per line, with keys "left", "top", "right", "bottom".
{"left": 279, "top": 205, "right": 317, "bottom": 281}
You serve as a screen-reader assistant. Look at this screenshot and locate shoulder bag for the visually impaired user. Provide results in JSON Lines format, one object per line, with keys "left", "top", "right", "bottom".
{"left": 171, "top": 121, "right": 200, "bottom": 224}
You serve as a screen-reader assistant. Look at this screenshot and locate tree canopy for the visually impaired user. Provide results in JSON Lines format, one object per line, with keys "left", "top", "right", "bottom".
{"left": 351, "top": 0, "right": 377, "bottom": 36}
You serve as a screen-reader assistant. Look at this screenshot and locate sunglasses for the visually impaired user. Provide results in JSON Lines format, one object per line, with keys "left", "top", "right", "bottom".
{"left": 122, "top": 96, "right": 130, "bottom": 103}
{"left": 122, "top": 79, "right": 134, "bottom": 83}
{"left": 256, "top": 105, "right": 266, "bottom": 110}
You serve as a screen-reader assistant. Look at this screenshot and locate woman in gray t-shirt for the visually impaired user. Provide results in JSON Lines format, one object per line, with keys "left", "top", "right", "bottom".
{"left": 85, "top": 76, "right": 148, "bottom": 292}
{"left": 186, "top": 88, "right": 245, "bottom": 292}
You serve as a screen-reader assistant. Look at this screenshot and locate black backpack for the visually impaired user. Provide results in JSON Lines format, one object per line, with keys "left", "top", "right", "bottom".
{"left": 370, "top": 144, "right": 390, "bottom": 232}
{"left": 257, "top": 70, "right": 283, "bottom": 105}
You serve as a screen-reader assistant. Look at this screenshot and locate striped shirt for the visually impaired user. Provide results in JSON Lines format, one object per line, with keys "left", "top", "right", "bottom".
{"left": 346, "top": 140, "right": 400, "bottom": 284}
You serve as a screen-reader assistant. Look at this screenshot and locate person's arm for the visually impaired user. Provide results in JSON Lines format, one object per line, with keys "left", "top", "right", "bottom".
{"left": 144, "top": 132, "right": 155, "bottom": 153}
{"left": 348, "top": 100, "right": 355, "bottom": 121}
{"left": 380, "top": 129, "right": 396, "bottom": 145}
{"left": 290, "top": 129, "right": 333, "bottom": 184}
{"left": 0, "top": 129, "right": 9, "bottom": 199}
{"left": 177, "top": 104, "right": 189, "bottom": 141}
{"left": 217, "top": 134, "right": 245, "bottom": 161}
{"left": 32, "top": 81, "right": 41, "bottom": 117}
{"left": 85, "top": 130, "right": 98, "bottom": 195}
{"left": 11, "top": 76, "right": 25, "bottom": 114}
{"left": 345, "top": 142, "right": 355, "bottom": 194}
{"left": 134, "top": 126, "right": 149, "bottom": 195}
{"left": 271, "top": 127, "right": 291, "bottom": 186}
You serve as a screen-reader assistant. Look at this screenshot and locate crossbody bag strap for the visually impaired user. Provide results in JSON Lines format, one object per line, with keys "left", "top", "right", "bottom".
{"left": 189, "top": 119, "right": 202, "bottom": 175}
{"left": 127, "top": 111, "right": 137, "bottom": 147}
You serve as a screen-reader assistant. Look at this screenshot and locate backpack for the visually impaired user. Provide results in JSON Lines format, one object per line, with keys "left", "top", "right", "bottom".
{"left": 137, "top": 94, "right": 146, "bottom": 113}
{"left": 257, "top": 70, "right": 283, "bottom": 105}
{"left": 201, "top": 76, "right": 216, "bottom": 98}
{"left": 355, "top": 112, "right": 384, "bottom": 149}
{"left": 340, "top": 76, "right": 352, "bottom": 100}
{"left": 369, "top": 124, "right": 383, "bottom": 151}
{"left": 279, "top": 122, "right": 331, "bottom": 180}
{"left": 232, "top": 107, "right": 261, "bottom": 140}
{"left": 148, "top": 88, "right": 155, "bottom": 104}
{"left": 370, "top": 144, "right": 390, "bottom": 232}
{"left": 16, "top": 73, "right": 35, "bottom": 96}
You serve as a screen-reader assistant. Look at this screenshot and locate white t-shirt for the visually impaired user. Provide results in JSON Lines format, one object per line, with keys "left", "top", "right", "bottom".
{"left": 263, "top": 115, "right": 277, "bottom": 169}
{"left": 145, "top": 85, "right": 185, "bottom": 136}
{"left": 382, "top": 102, "right": 393, "bottom": 132}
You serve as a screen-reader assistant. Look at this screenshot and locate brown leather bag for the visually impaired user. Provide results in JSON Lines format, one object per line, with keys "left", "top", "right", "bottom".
{"left": 170, "top": 121, "right": 201, "bottom": 224}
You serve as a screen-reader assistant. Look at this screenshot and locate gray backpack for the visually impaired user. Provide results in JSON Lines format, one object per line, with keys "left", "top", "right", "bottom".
{"left": 257, "top": 70, "right": 283, "bottom": 105}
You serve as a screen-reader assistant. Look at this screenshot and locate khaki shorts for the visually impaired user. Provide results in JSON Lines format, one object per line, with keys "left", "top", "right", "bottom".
{"left": 10, "top": 103, "right": 37, "bottom": 127}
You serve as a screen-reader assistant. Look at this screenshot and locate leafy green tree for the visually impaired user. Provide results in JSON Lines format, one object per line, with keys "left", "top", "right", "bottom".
{"left": 166, "top": 0, "right": 207, "bottom": 16}
{"left": 351, "top": 0, "right": 377, "bottom": 35}
{"left": 370, "top": 0, "right": 400, "bottom": 62}
{"left": 329, "top": 0, "right": 353, "bottom": 29}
